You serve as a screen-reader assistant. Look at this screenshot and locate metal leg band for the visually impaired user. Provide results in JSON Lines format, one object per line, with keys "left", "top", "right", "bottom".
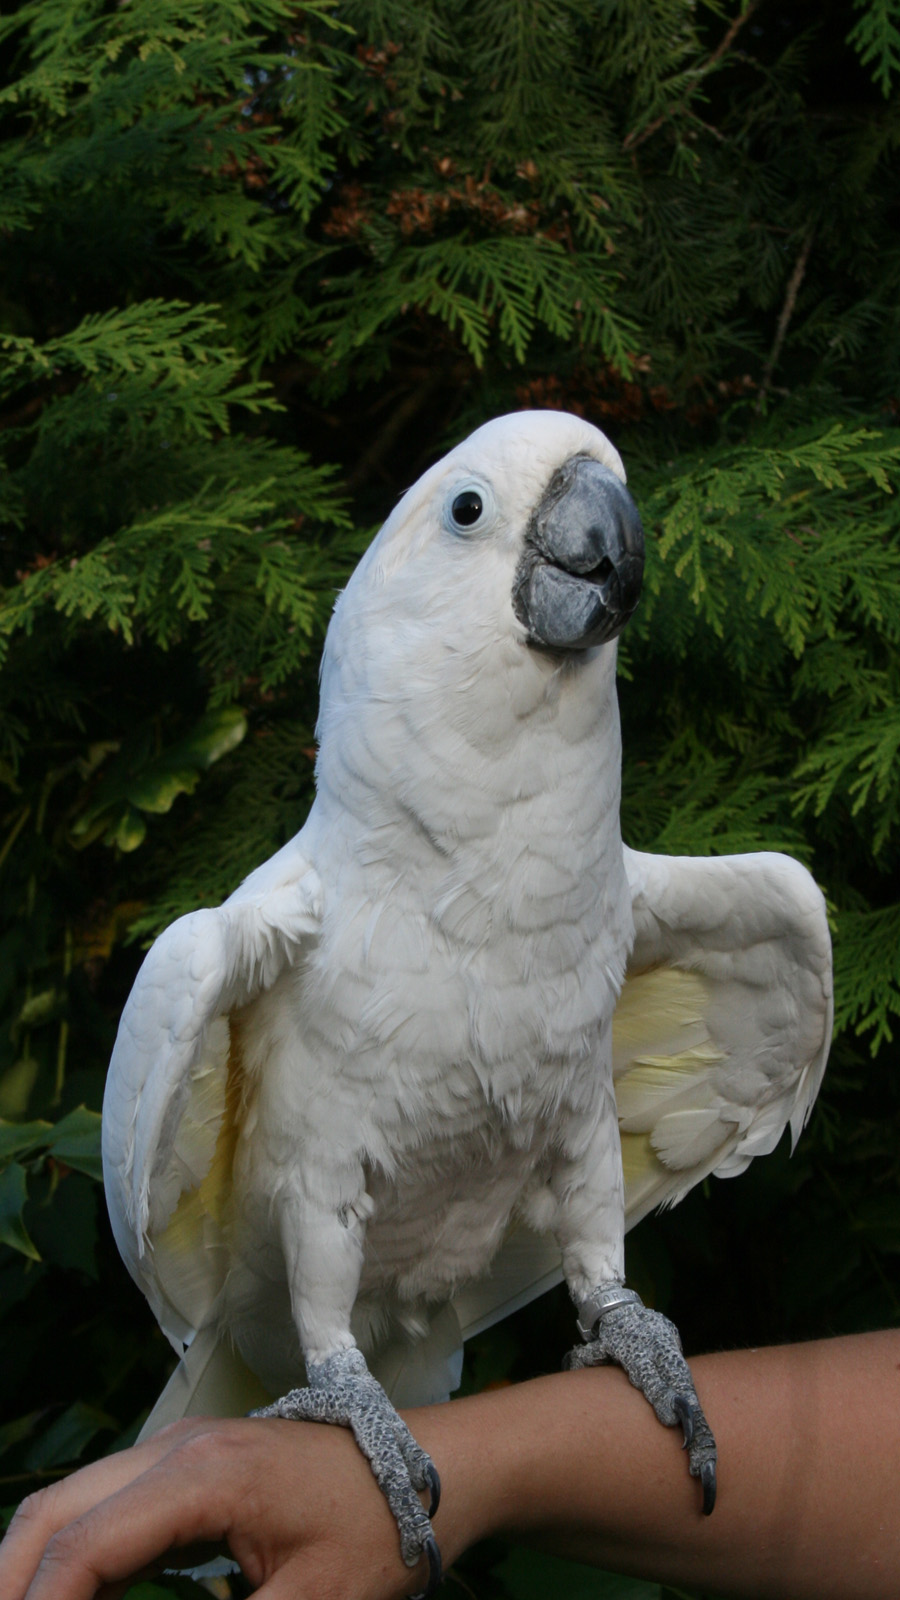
{"left": 576, "top": 1281, "right": 643, "bottom": 1342}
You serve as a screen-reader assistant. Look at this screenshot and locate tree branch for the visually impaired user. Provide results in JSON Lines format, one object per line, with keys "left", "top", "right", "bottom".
{"left": 623, "top": 0, "right": 764, "bottom": 153}
{"left": 755, "top": 227, "right": 815, "bottom": 411}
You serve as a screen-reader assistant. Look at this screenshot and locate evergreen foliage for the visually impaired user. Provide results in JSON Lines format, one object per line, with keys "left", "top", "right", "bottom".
{"left": 0, "top": 3, "right": 898, "bottom": 1595}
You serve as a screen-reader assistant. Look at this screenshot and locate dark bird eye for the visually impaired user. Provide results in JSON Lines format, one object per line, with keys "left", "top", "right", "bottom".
{"left": 451, "top": 490, "right": 483, "bottom": 527}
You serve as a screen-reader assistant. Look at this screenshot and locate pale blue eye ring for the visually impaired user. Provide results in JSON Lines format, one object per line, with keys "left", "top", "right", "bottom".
{"left": 443, "top": 479, "right": 496, "bottom": 536}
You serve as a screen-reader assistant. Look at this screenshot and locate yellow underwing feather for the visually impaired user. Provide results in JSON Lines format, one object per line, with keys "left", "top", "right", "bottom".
{"left": 151, "top": 1019, "right": 247, "bottom": 1336}
{"left": 612, "top": 966, "right": 714, "bottom": 1072}
{"left": 620, "top": 1130, "right": 663, "bottom": 1224}
{"left": 614, "top": 966, "right": 735, "bottom": 1224}
{"left": 197, "top": 1016, "right": 246, "bottom": 1226}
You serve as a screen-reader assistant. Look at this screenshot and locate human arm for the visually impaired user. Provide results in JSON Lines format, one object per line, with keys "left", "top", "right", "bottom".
{"left": 460, "top": 1328, "right": 900, "bottom": 1599}
{"left": 2, "top": 1330, "right": 898, "bottom": 1600}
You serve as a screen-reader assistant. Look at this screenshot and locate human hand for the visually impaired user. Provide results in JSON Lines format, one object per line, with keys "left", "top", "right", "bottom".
{"left": 0, "top": 1412, "right": 445, "bottom": 1600}
{"left": 8, "top": 1339, "right": 897, "bottom": 1600}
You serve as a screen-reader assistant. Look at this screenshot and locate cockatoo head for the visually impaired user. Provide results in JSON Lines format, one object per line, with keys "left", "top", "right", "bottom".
{"left": 316, "top": 411, "right": 645, "bottom": 804}
{"left": 312, "top": 413, "right": 643, "bottom": 871}
{"left": 342, "top": 411, "right": 643, "bottom": 658}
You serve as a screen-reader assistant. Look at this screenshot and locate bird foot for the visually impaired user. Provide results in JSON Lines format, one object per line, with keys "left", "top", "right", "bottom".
{"left": 564, "top": 1282, "right": 717, "bottom": 1514}
{"left": 251, "top": 1346, "right": 442, "bottom": 1596}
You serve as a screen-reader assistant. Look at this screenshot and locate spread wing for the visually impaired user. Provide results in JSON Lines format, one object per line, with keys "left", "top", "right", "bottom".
{"left": 451, "top": 846, "right": 833, "bottom": 1340}
{"left": 614, "top": 845, "right": 832, "bottom": 1221}
{"left": 101, "top": 836, "right": 323, "bottom": 1352}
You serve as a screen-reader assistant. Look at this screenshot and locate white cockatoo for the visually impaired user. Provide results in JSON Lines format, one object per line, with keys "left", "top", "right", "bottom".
{"left": 102, "top": 411, "right": 832, "bottom": 1595}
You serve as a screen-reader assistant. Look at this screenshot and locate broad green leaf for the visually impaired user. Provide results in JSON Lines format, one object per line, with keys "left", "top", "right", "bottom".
{"left": 25, "top": 1400, "right": 117, "bottom": 1471}
{"left": 0, "top": 1409, "right": 46, "bottom": 1461}
{"left": 0, "top": 1057, "right": 40, "bottom": 1119}
{"left": 124, "top": 1582, "right": 215, "bottom": 1598}
{"left": 15, "top": 988, "right": 58, "bottom": 1029}
{"left": 127, "top": 767, "right": 199, "bottom": 814}
{"left": 179, "top": 706, "right": 247, "bottom": 767}
{"left": 71, "top": 709, "right": 247, "bottom": 847}
{"left": 124, "top": 1588, "right": 190, "bottom": 1600}
{"left": 0, "top": 1161, "right": 39, "bottom": 1259}
{"left": 111, "top": 807, "right": 148, "bottom": 852}
{"left": 30, "top": 1170, "right": 98, "bottom": 1276}
{"left": 0, "top": 1118, "right": 51, "bottom": 1165}
{"left": 0, "top": 1253, "right": 47, "bottom": 1324}
{"left": 494, "top": 1547, "right": 662, "bottom": 1600}
{"left": 49, "top": 1107, "right": 103, "bottom": 1182}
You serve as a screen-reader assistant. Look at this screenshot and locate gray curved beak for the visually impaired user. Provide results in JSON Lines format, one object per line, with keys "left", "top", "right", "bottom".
{"left": 513, "top": 454, "right": 645, "bottom": 650}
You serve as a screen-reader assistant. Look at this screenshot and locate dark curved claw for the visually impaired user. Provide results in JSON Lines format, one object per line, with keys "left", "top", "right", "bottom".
{"left": 567, "top": 1291, "right": 718, "bottom": 1521}
{"left": 409, "top": 1533, "right": 443, "bottom": 1599}
{"left": 700, "top": 1459, "right": 717, "bottom": 1516}
{"left": 672, "top": 1392, "right": 695, "bottom": 1449}
{"left": 424, "top": 1461, "right": 441, "bottom": 1518}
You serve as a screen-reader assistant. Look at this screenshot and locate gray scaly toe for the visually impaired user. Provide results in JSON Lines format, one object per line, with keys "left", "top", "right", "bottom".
{"left": 252, "top": 1346, "right": 442, "bottom": 1593}
{"left": 564, "top": 1283, "right": 717, "bottom": 1514}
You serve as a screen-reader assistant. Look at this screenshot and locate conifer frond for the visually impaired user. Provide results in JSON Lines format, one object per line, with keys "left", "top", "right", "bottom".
{"left": 794, "top": 703, "right": 900, "bottom": 853}
{"left": 0, "top": 1, "right": 344, "bottom": 104}
{"left": 313, "top": 234, "right": 636, "bottom": 368}
{"left": 0, "top": 477, "right": 350, "bottom": 667}
{"left": 638, "top": 424, "right": 900, "bottom": 658}
{"left": 127, "top": 719, "right": 318, "bottom": 937}
{"left": 833, "top": 902, "right": 900, "bottom": 1049}
{"left": 848, "top": 0, "right": 900, "bottom": 96}
{"left": 1, "top": 302, "right": 275, "bottom": 428}
{"left": 621, "top": 728, "right": 807, "bottom": 858}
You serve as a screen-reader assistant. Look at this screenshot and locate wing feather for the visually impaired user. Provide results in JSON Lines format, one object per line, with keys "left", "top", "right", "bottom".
{"left": 102, "top": 839, "right": 322, "bottom": 1349}
{"left": 618, "top": 846, "right": 833, "bottom": 1222}
{"left": 451, "top": 845, "right": 833, "bottom": 1337}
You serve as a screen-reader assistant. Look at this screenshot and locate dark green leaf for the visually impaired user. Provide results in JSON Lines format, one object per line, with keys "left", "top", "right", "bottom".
{"left": 494, "top": 1547, "right": 661, "bottom": 1600}
{"left": 0, "top": 1058, "right": 40, "bottom": 1119}
{"left": 0, "top": 1162, "right": 39, "bottom": 1260}
{"left": 25, "top": 1400, "right": 117, "bottom": 1471}
{"left": 124, "top": 1580, "right": 219, "bottom": 1598}
{"left": 48, "top": 1107, "right": 103, "bottom": 1183}
{"left": 127, "top": 768, "right": 200, "bottom": 815}
{"left": 0, "top": 1119, "right": 52, "bottom": 1166}
{"left": 172, "top": 706, "right": 247, "bottom": 769}
{"left": 28, "top": 1171, "right": 99, "bottom": 1276}
{"left": 0, "top": 1409, "right": 47, "bottom": 1462}
{"left": 110, "top": 808, "right": 148, "bottom": 853}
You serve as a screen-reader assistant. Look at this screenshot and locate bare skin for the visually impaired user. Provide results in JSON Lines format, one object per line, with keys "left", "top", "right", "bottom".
{"left": 2, "top": 1331, "right": 899, "bottom": 1600}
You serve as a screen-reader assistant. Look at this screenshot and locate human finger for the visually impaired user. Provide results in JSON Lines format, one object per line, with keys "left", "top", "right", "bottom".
{"left": 2, "top": 1424, "right": 241, "bottom": 1600}
{"left": 0, "top": 1427, "right": 199, "bottom": 1599}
